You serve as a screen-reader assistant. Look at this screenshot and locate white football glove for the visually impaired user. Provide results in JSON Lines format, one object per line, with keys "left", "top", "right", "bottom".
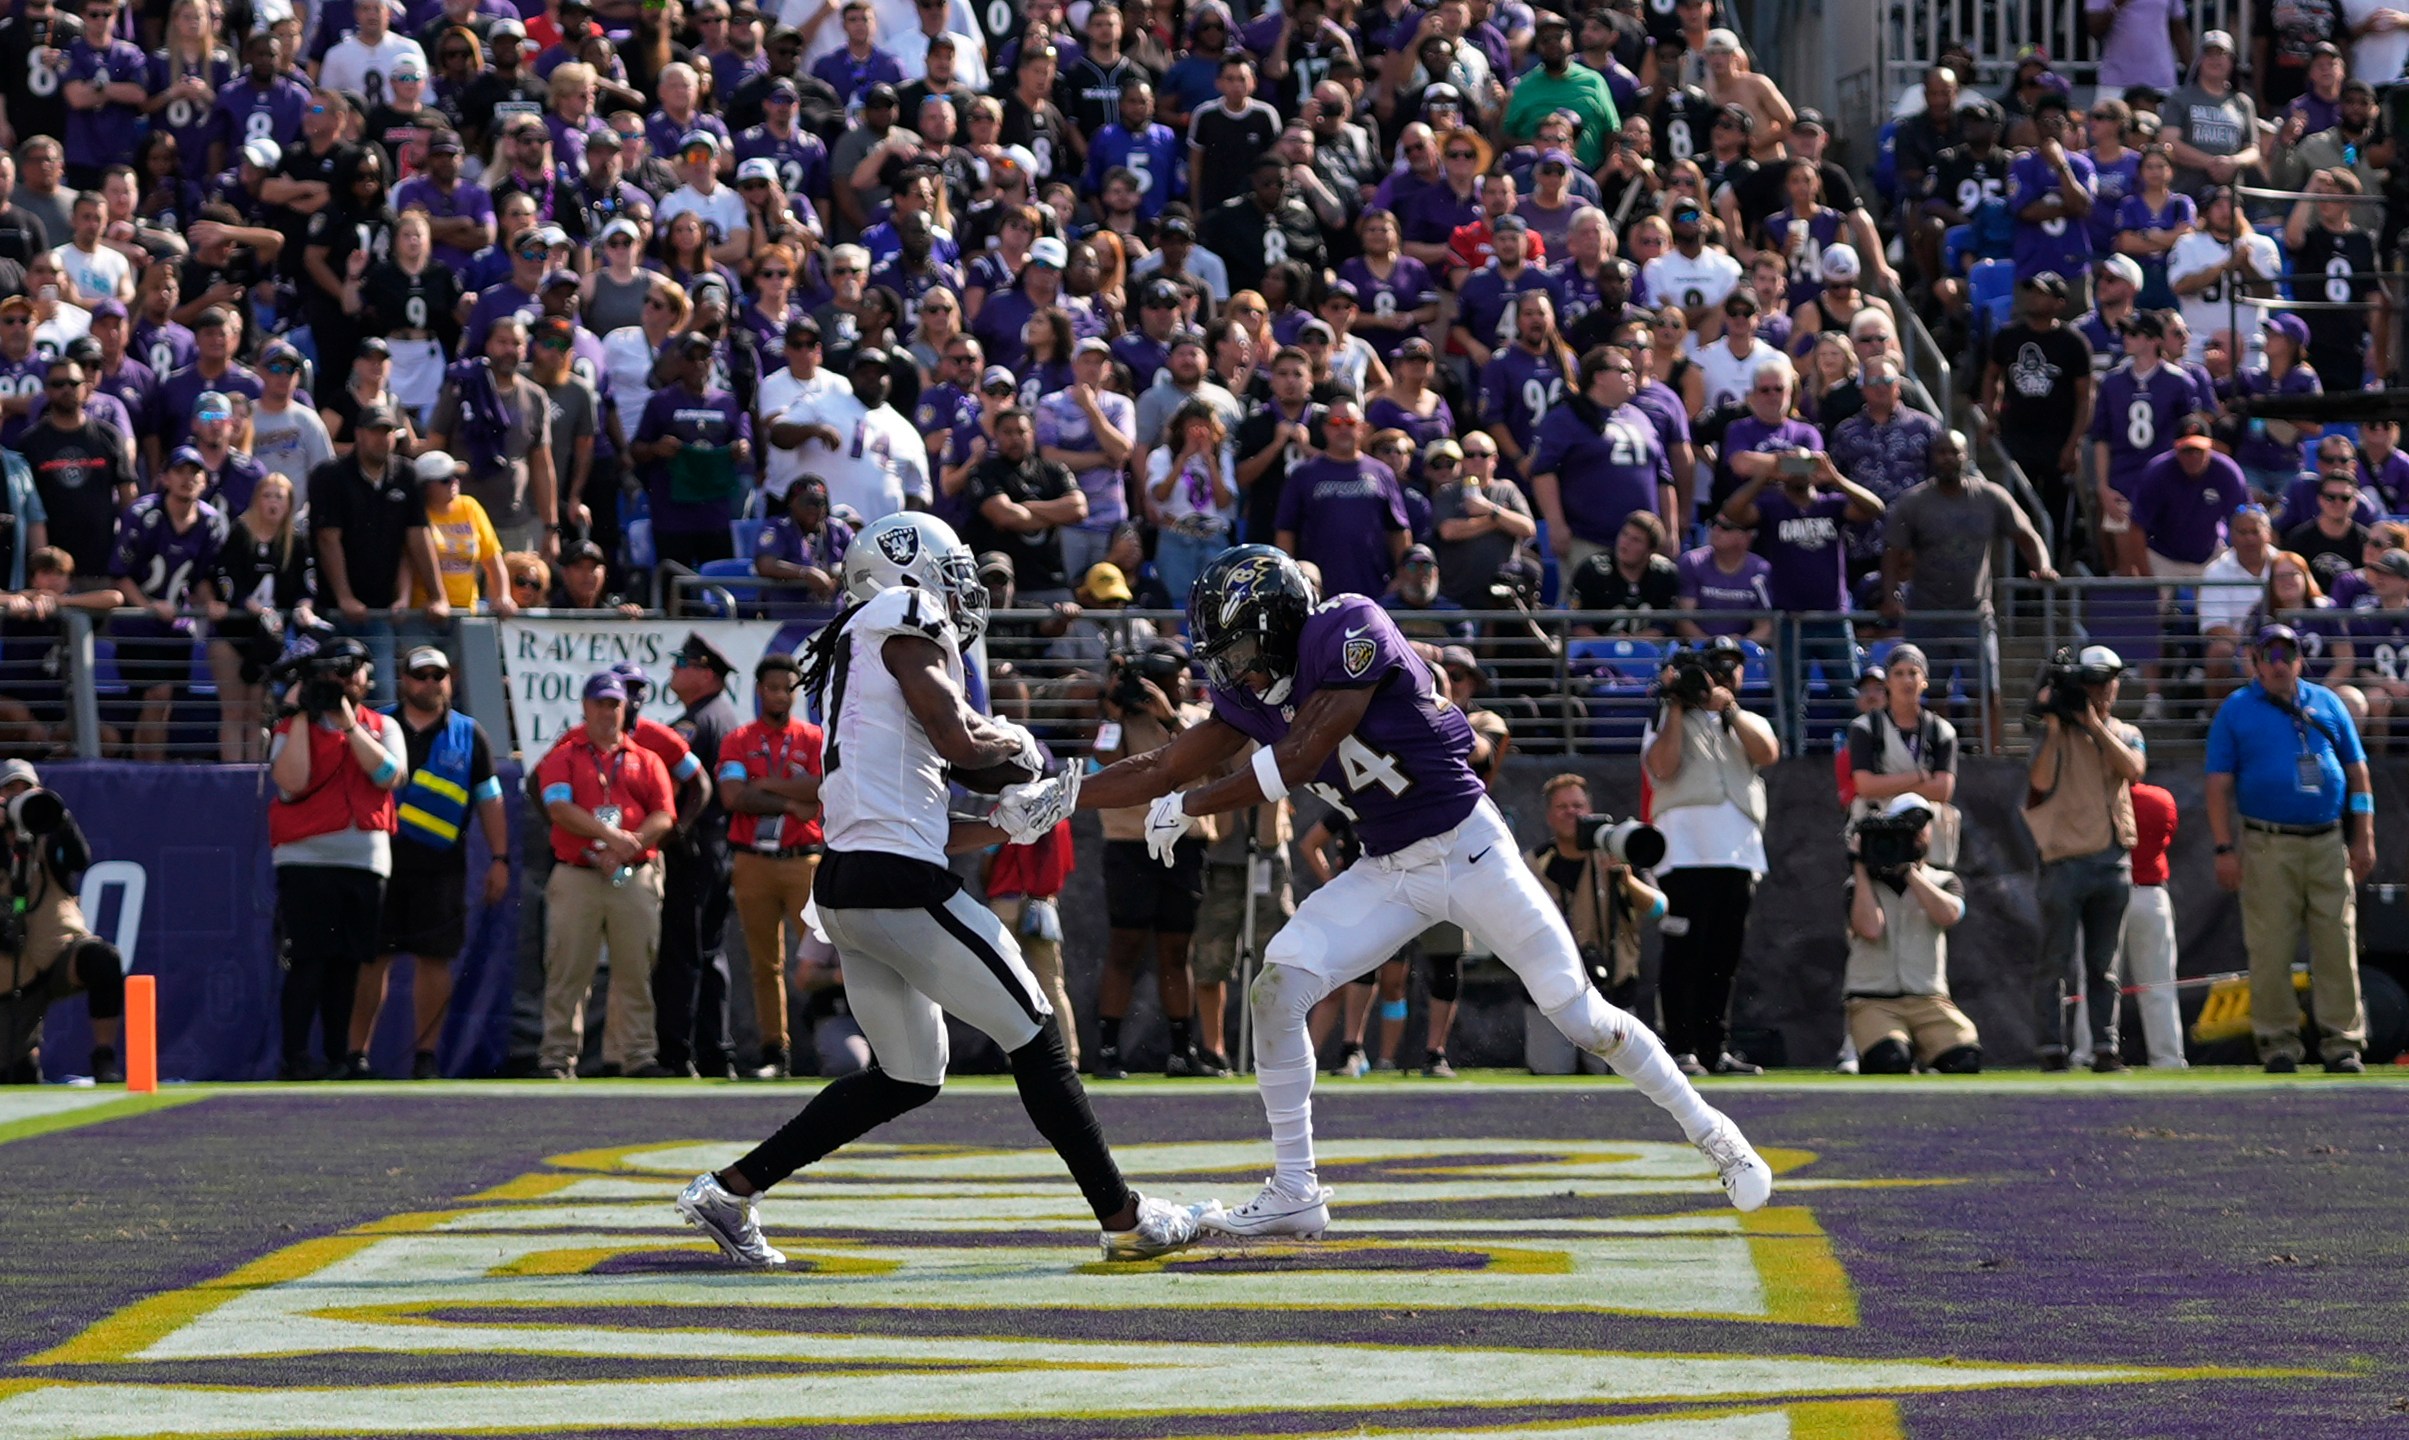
{"left": 994, "top": 767, "right": 1080, "bottom": 845}
{"left": 996, "top": 719, "right": 1047, "bottom": 779}
{"left": 1143, "top": 790, "right": 1195, "bottom": 867}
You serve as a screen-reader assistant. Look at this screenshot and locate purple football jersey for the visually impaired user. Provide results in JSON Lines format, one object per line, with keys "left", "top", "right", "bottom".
{"left": 2089, "top": 361, "right": 2196, "bottom": 495}
{"left": 733, "top": 125, "right": 829, "bottom": 202}
{"left": 0, "top": 353, "right": 48, "bottom": 448}
{"left": 1274, "top": 455, "right": 1411, "bottom": 600}
{"left": 109, "top": 494, "right": 228, "bottom": 637}
{"left": 1760, "top": 207, "right": 1844, "bottom": 311}
{"left": 132, "top": 318, "right": 198, "bottom": 382}
{"left": 2352, "top": 605, "right": 2409, "bottom": 680}
{"left": 2086, "top": 150, "right": 2141, "bottom": 255}
{"left": 2007, "top": 148, "right": 2096, "bottom": 281}
{"left": 1455, "top": 265, "right": 1558, "bottom": 352}
{"left": 1208, "top": 595, "right": 1485, "bottom": 855}
{"left": 2128, "top": 448, "right": 2249, "bottom": 563}
{"left": 65, "top": 37, "right": 149, "bottom": 166}
{"left": 1478, "top": 344, "right": 1571, "bottom": 463}
{"left": 1335, "top": 254, "right": 1439, "bottom": 359}
{"left": 210, "top": 74, "right": 312, "bottom": 164}
{"left": 149, "top": 53, "right": 236, "bottom": 181}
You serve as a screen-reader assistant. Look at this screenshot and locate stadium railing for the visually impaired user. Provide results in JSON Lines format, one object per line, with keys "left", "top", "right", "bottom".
{"left": 1994, "top": 573, "right": 2271, "bottom": 753}
{"left": 1879, "top": 0, "right": 2246, "bottom": 98}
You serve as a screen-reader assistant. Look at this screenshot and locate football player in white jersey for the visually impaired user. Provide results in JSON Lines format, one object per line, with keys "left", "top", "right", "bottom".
{"left": 676, "top": 511, "right": 1201, "bottom": 1267}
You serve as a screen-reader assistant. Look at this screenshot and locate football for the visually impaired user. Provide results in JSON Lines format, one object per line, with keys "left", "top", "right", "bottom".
{"left": 953, "top": 758, "right": 1042, "bottom": 794}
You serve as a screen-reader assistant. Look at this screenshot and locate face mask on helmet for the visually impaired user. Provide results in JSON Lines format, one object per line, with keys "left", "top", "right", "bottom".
{"left": 1203, "top": 629, "right": 1292, "bottom": 702}
{"left": 940, "top": 552, "right": 988, "bottom": 645}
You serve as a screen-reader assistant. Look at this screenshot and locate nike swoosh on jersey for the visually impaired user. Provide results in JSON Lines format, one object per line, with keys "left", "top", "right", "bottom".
{"left": 1468, "top": 847, "right": 1492, "bottom": 866}
{"left": 1345, "top": 625, "right": 1370, "bottom": 639}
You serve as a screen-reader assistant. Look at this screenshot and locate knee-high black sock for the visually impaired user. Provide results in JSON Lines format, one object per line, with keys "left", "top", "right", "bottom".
{"left": 731, "top": 1066, "right": 941, "bottom": 1191}
{"left": 1009, "top": 1024, "right": 1132, "bottom": 1223}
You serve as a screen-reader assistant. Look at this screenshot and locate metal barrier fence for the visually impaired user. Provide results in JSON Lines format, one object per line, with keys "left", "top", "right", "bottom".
{"left": 1995, "top": 574, "right": 2274, "bottom": 752}
{"left": 3, "top": 602, "right": 2004, "bottom": 761}
{"left": 1881, "top": 0, "right": 2245, "bottom": 98}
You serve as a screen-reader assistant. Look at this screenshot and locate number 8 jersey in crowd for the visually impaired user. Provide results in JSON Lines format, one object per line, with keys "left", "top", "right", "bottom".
{"left": 1205, "top": 595, "right": 1485, "bottom": 857}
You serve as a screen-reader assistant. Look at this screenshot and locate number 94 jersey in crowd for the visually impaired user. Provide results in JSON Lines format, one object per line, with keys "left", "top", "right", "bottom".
{"left": 1207, "top": 595, "right": 1485, "bottom": 857}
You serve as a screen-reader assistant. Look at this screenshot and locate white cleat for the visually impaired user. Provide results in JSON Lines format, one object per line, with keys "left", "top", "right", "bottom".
{"left": 1099, "top": 1192, "right": 1204, "bottom": 1261}
{"left": 1196, "top": 1178, "right": 1335, "bottom": 1238}
{"left": 675, "top": 1172, "right": 789, "bottom": 1267}
{"left": 1695, "top": 1113, "right": 1774, "bottom": 1212}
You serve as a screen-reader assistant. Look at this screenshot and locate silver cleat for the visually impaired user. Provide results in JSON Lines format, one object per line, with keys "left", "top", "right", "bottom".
{"left": 675, "top": 1171, "right": 789, "bottom": 1267}
{"left": 1099, "top": 1192, "right": 1203, "bottom": 1261}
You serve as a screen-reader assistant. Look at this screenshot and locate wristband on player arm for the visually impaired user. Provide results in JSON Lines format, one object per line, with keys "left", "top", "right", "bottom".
{"left": 1251, "top": 744, "right": 1289, "bottom": 802}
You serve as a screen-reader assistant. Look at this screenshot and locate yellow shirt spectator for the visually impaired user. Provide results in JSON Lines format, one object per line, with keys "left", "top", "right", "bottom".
{"left": 409, "top": 454, "right": 518, "bottom": 614}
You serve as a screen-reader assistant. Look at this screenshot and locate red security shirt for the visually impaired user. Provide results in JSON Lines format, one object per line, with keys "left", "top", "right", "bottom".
{"left": 719, "top": 716, "right": 825, "bottom": 851}
{"left": 2130, "top": 783, "right": 2175, "bottom": 887}
{"left": 533, "top": 727, "right": 677, "bottom": 866}
{"left": 988, "top": 819, "right": 1074, "bottom": 898}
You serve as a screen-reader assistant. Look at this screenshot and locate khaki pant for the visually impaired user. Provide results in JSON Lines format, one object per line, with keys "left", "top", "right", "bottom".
{"left": 1847, "top": 994, "right": 1980, "bottom": 1065}
{"left": 989, "top": 894, "right": 1075, "bottom": 1064}
{"left": 2240, "top": 826, "right": 2368, "bottom": 1062}
{"left": 729, "top": 850, "right": 818, "bottom": 1051}
{"left": 541, "top": 859, "right": 664, "bottom": 1071}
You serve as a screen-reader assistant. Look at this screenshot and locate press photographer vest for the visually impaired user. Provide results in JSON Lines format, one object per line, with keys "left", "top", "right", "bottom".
{"left": 267, "top": 711, "right": 400, "bottom": 848}
{"left": 2022, "top": 721, "right": 2137, "bottom": 864}
{"left": 1849, "top": 708, "right": 1962, "bottom": 869}
{"left": 385, "top": 707, "right": 477, "bottom": 850}
{"left": 1844, "top": 865, "right": 1962, "bottom": 998}
{"left": 1650, "top": 709, "right": 1767, "bottom": 827}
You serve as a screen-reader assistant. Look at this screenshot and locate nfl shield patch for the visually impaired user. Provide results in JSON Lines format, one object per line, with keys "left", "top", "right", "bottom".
{"left": 1342, "top": 636, "right": 1377, "bottom": 678}
{"left": 876, "top": 526, "right": 921, "bottom": 566}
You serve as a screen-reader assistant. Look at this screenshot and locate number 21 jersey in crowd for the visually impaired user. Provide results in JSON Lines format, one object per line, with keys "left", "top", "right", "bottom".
{"left": 1207, "top": 594, "right": 1485, "bottom": 856}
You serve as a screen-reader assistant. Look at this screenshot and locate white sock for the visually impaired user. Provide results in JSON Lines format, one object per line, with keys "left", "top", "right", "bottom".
{"left": 1249, "top": 964, "right": 1323, "bottom": 1195}
{"left": 1547, "top": 989, "right": 1719, "bottom": 1143}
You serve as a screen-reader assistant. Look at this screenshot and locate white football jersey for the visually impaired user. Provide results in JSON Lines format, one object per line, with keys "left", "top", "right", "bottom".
{"left": 1641, "top": 248, "right": 1742, "bottom": 315}
{"left": 817, "top": 585, "right": 963, "bottom": 868}
{"left": 2167, "top": 228, "right": 2280, "bottom": 364}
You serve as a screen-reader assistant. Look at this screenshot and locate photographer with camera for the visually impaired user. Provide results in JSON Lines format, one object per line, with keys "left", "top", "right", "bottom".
{"left": 1846, "top": 644, "right": 1960, "bottom": 866}
{"left": 1084, "top": 641, "right": 1220, "bottom": 1079}
{"left": 267, "top": 636, "right": 410, "bottom": 1081}
{"left": 2023, "top": 644, "right": 2148, "bottom": 1072}
{"left": 1642, "top": 635, "right": 1781, "bottom": 1076}
{"left": 1845, "top": 794, "right": 1980, "bottom": 1074}
{"left": 1525, "top": 773, "right": 1667, "bottom": 1076}
{"left": 0, "top": 760, "right": 124, "bottom": 1083}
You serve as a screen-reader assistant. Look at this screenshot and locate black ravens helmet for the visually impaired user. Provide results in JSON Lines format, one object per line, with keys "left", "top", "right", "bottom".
{"left": 1190, "top": 545, "right": 1315, "bottom": 703}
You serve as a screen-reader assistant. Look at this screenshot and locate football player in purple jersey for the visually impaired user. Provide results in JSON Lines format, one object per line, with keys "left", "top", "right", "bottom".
{"left": 1048, "top": 546, "right": 1773, "bottom": 1238}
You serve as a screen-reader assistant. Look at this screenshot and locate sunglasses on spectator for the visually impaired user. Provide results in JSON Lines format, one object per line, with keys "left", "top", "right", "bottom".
{"left": 1712, "top": 516, "right": 1754, "bottom": 531}
{"left": 605, "top": 234, "right": 634, "bottom": 247}
{"left": 644, "top": 297, "right": 670, "bottom": 310}
{"left": 43, "top": 377, "right": 77, "bottom": 389}
{"left": 1326, "top": 416, "right": 1362, "bottom": 429}
{"left": 536, "top": 336, "right": 570, "bottom": 350}
{"left": 1428, "top": 456, "right": 1458, "bottom": 470}
{"left": 2322, "top": 489, "right": 2358, "bottom": 503}
{"left": 1462, "top": 446, "right": 1496, "bottom": 459}
{"left": 511, "top": 576, "right": 544, "bottom": 591}
{"left": 407, "top": 668, "right": 449, "bottom": 682}
{"left": 1445, "top": 148, "right": 1478, "bottom": 160}
{"left": 830, "top": 266, "right": 861, "bottom": 277}
{"left": 2260, "top": 645, "right": 2301, "bottom": 663}
{"left": 758, "top": 267, "right": 790, "bottom": 279}
{"left": 265, "top": 360, "right": 299, "bottom": 374}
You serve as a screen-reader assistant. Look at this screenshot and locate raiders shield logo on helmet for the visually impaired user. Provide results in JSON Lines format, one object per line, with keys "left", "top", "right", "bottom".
{"left": 1343, "top": 636, "right": 1377, "bottom": 678}
{"left": 876, "top": 525, "right": 921, "bottom": 566}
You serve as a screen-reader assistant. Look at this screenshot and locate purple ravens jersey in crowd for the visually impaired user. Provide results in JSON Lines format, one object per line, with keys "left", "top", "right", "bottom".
{"left": 1209, "top": 594, "right": 1485, "bottom": 856}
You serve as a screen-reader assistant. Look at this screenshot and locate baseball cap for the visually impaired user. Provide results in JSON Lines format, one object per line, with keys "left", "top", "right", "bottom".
{"left": 976, "top": 550, "right": 1014, "bottom": 583}
{"left": 533, "top": 224, "right": 569, "bottom": 249}
{"left": 851, "top": 345, "right": 892, "bottom": 370}
{"left": 2099, "top": 253, "right": 2145, "bottom": 289}
{"left": 355, "top": 400, "right": 399, "bottom": 430}
{"left": 0, "top": 758, "right": 37, "bottom": 790}
{"left": 736, "top": 156, "right": 778, "bottom": 184}
{"left": 1536, "top": 147, "right": 1573, "bottom": 169}
{"left": 2255, "top": 623, "right": 2302, "bottom": 651}
{"left": 1074, "top": 335, "right": 1111, "bottom": 357}
{"left": 1885, "top": 642, "right": 1929, "bottom": 674}
{"left": 1158, "top": 214, "right": 1195, "bottom": 240}
{"left": 582, "top": 671, "right": 628, "bottom": 702}
{"left": 1437, "top": 645, "right": 1485, "bottom": 679}
{"left": 164, "top": 444, "right": 206, "bottom": 471}
{"left": 691, "top": 273, "right": 731, "bottom": 303}
{"left": 2201, "top": 27, "right": 2235, "bottom": 52}
{"left": 767, "top": 76, "right": 798, "bottom": 99}
{"left": 863, "top": 81, "right": 900, "bottom": 109}
{"left": 391, "top": 54, "right": 425, "bottom": 80}
{"left": 1819, "top": 244, "right": 1861, "bottom": 282}
{"left": 1029, "top": 236, "right": 1068, "bottom": 268}
{"left": 1401, "top": 543, "right": 1437, "bottom": 567}
{"left": 539, "top": 268, "right": 580, "bottom": 293}
{"left": 980, "top": 365, "right": 1016, "bottom": 392}
{"left": 679, "top": 129, "right": 722, "bottom": 154}
{"left": 1298, "top": 318, "right": 1335, "bottom": 344}
{"left": 414, "top": 450, "right": 462, "bottom": 483}
{"left": 1079, "top": 562, "right": 1133, "bottom": 603}
{"left": 2265, "top": 312, "right": 2312, "bottom": 347}
{"left": 358, "top": 335, "right": 391, "bottom": 359}
{"left": 1881, "top": 792, "right": 1934, "bottom": 824}
{"left": 2119, "top": 310, "right": 2166, "bottom": 339}
{"left": 583, "top": 128, "right": 618, "bottom": 151}
{"left": 1323, "top": 279, "right": 1360, "bottom": 305}
{"left": 562, "top": 538, "right": 607, "bottom": 566}
{"left": 193, "top": 390, "right": 232, "bottom": 422}
{"left": 1398, "top": 336, "right": 1435, "bottom": 360}
{"left": 241, "top": 137, "right": 282, "bottom": 169}
{"left": 2076, "top": 644, "right": 2126, "bottom": 672}
{"left": 427, "top": 131, "right": 464, "bottom": 155}
{"left": 2375, "top": 551, "right": 2409, "bottom": 581}
{"left": 1703, "top": 26, "right": 1741, "bottom": 52}
{"left": 1491, "top": 213, "right": 1529, "bottom": 236}
{"left": 2022, "top": 270, "right": 2069, "bottom": 299}
{"left": 601, "top": 217, "right": 642, "bottom": 246}
{"left": 1792, "top": 107, "right": 1829, "bottom": 135}
{"left": 403, "top": 646, "right": 450, "bottom": 673}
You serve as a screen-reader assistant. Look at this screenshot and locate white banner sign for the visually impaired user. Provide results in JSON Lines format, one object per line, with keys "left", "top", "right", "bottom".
{"left": 499, "top": 618, "right": 797, "bottom": 752}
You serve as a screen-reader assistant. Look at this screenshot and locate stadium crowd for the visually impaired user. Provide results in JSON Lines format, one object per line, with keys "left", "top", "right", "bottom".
{"left": 0, "top": 0, "right": 2398, "bottom": 1080}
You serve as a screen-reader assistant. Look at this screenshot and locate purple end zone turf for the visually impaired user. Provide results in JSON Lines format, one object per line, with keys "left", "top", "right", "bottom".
{"left": 2, "top": 1084, "right": 2403, "bottom": 1439}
